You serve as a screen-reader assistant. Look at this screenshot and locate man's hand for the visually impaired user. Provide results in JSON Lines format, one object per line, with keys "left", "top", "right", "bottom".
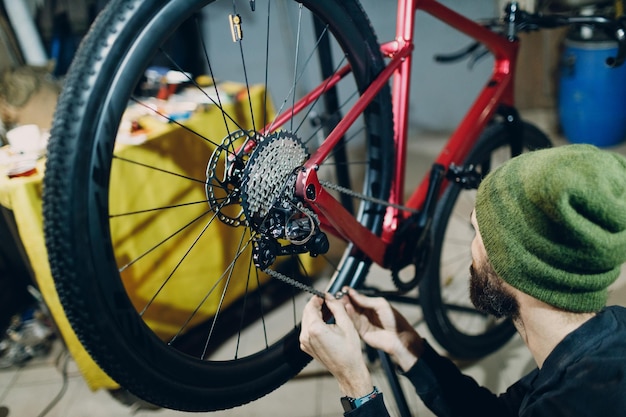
{"left": 300, "top": 294, "right": 374, "bottom": 398}
{"left": 344, "top": 288, "right": 424, "bottom": 372}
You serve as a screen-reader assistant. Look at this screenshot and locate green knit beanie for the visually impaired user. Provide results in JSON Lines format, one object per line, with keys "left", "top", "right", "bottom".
{"left": 475, "top": 144, "right": 626, "bottom": 312}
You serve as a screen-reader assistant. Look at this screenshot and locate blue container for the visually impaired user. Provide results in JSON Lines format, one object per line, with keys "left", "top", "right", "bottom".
{"left": 558, "top": 38, "right": 626, "bottom": 147}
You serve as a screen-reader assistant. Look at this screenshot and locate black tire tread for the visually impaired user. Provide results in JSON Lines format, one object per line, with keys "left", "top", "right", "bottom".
{"left": 43, "top": 0, "right": 392, "bottom": 411}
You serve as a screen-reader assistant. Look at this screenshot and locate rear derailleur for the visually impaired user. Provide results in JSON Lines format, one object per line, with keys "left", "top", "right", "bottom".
{"left": 252, "top": 204, "right": 329, "bottom": 270}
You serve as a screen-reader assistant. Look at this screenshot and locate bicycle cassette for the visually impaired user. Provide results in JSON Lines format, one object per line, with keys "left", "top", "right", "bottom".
{"left": 240, "top": 131, "right": 308, "bottom": 228}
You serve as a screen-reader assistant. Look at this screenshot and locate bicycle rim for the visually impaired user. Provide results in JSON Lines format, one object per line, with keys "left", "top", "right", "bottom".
{"left": 43, "top": 0, "right": 393, "bottom": 411}
{"left": 421, "top": 121, "right": 551, "bottom": 359}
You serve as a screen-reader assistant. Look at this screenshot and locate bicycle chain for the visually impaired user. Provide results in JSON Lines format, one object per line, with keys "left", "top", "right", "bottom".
{"left": 319, "top": 180, "right": 419, "bottom": 214}
{"left": 263, "top": 268, "right": 326, "bottom": 298}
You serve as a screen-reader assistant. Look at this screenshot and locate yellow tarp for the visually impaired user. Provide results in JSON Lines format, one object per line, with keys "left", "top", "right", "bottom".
{"left": 0, "top": 84, "right": 311, "bottom": 390}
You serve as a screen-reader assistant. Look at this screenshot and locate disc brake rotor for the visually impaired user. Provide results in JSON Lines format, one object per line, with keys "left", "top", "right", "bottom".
{"left": 205, "top": 130, "right": 259, "bottom": 227}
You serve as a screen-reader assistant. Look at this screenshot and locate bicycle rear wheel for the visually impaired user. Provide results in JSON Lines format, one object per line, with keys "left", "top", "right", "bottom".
{"left": 43, "top": 0, "right": 393, "bottom": 411}
{"left": 421, "top": 120, "right": 551, "bottom": 359}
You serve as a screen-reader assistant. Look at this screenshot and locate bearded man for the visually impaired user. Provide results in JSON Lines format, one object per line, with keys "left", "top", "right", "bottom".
{"left": 300, "top": 144, "right": 626, "bottom": 417}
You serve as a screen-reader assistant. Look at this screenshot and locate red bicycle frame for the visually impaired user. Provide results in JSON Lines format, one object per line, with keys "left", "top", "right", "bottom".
{"left": 285, "top": 0, "right": 519, "bottom": 267}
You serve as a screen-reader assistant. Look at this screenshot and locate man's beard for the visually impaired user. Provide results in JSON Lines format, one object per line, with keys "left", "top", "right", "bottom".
{"left": 469, "top": 262, "right": 519, "bottom": 320}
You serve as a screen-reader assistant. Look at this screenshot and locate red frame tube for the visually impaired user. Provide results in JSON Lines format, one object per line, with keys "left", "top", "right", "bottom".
{"left": 286, "top": 0, "right": 518, "bottom": 266}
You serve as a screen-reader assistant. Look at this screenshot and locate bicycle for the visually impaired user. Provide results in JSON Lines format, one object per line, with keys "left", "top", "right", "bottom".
{"left": 42, "top": 0, "right": 626, "bottom": 412}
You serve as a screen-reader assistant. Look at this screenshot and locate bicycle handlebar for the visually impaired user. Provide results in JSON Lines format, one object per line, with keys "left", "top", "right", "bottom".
{"left": 509, "top": 5, "right": 626, "bottom": 67}
{"left": 435, "top": 6, "right": 626, "bottom": 68}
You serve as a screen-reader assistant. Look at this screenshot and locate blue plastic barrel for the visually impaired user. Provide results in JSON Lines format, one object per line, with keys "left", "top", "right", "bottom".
{"left": 558, "top": 38, "right": 626, "bottom": 147}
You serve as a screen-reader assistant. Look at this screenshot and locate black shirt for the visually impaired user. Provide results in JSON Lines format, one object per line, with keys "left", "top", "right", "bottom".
{"left": 347, "top": 306, "right": 626, "bottom": 417}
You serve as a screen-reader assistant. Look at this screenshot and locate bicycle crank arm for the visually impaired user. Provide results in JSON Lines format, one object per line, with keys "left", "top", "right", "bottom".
{"left": 297, "top": 167, "right": 387, "bottom": 265}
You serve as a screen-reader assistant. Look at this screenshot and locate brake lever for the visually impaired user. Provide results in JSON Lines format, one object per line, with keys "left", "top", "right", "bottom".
{"left": 434, "top": 42, "right": 481, "bottom": 64}
{"left": 468, "top": 47, "right": 491, "bottom": 69}
{"left": 434, "top": 41, "right": 493, "bottom": 70}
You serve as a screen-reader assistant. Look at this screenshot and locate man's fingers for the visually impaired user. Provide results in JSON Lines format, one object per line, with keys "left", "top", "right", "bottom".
{"left": 323, "top": 297, "right": 353, "bottom": 328}
{"left": 300, "top": 296, "right": 328, "bottom": 353}
{"left": 302, "top": 295, "right": 324, "bottom": 321}
{"left": 344, "top": 302, "right": 366, "bottom": 332}
{"left": 347, "top": 287, "right": 386, "bottom": 309}
{"left": 300, "top": 297, "right": 324, "bottom": 338}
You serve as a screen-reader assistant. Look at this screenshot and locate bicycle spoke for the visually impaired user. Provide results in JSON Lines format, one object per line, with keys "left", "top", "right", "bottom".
{"left": 289, "top": 4, "right": 304, "bottom": 131}
{"left": 113, "top": 155, "right": 206, "bottom": 184}
{"left": 168, "top": 228, "right": 256, "bottom": 345}
{"left": 135, "top": 63, "right": 248, "bottom": 155}
{"left": 262, "top": 0, "right": 272, "bottom": 130}
{"left": 301, "top": 89, "right": 359, "bottom": 146}
{"left": 196, "top": 18, "right": 234, "bottom": 142}
{"left": 200, "top": 229, "right": 250, "bottom": 360}
{"left": 267, "top": 23, "right": 334, "bottom": 133}
{"left": 293, "top": 54, "right": 348, "bottom": 135}
{"left": 117, "top": 208, "right": 214, "bottom": 273}
{"left": 234, "top": 261, "right": 269, "bottom": 358}
{"left": 110, "top": 200, "right": 209, "bottom": 218}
